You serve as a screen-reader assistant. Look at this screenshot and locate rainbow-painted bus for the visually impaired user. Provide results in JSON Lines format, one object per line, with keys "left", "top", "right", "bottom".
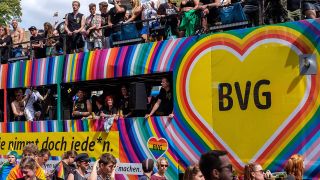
{"left": 0, "top": 19, "right": 320, "bottom": 179}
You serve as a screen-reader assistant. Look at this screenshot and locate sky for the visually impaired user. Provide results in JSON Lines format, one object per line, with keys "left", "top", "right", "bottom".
{"left": 20, "top": 0, "right": 109, "bottom": 30}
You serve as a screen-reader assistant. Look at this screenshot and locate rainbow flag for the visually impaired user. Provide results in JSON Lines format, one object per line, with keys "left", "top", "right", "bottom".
{"left": 54, "top": 161, "right": 65, "bottom": 179}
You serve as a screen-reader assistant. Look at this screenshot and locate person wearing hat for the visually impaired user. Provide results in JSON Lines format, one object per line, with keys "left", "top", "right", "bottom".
{"left": 0, "top": 151, "right": 18, "bottom": 179}
{"left": 89, "top": 153, "right": 117, "bottom": 180}
{"left": 67, "top": 153, "right": 90, "bottom": 180}
{"left": 29, "top": 26, "right": 46, "bottom": 59}
{"left": 139, "top": 158, "right": 154, "bottom": 180}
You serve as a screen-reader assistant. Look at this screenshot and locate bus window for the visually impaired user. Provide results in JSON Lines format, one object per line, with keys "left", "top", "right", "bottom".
{"left": 8, "top": 86, "right": 57, "bottom": 122}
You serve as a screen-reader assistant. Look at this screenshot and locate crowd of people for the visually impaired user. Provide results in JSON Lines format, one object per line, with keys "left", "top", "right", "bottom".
{"left": 1, "top": 0, "right": 319, "bottom": 63}
{"left": 9, "top": 77, "right": 173, "bottom": 123}
{"left": 0, "top": 144, "right": 305, "bottom": 180}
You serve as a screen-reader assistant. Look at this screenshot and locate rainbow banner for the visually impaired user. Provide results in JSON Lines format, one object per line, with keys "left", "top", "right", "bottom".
{"left": 0, "top": 64, "right": 8, "bottom": 89}
{"left": 7, "top": 56, "right": 64, "bottom": 88}
{"left": 62, "top": 40, "right": 183, "bottom": 82}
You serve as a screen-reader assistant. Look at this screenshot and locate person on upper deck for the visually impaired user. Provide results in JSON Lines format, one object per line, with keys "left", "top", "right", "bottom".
{"left": 84, "top": 3, "right": 103, "bottom": 51}
{"left": 0, "top": 24, "right": 12, "bottom": 64}
{"left": 99, "top": 1, "right": 112, "bottom": 48}
{"left": 10, "top": 19, "right": 24, "bottom": 58}
{"left": 108, "top": 0, "right": 127, "bottom": 43}
{"left": 29, "top": 26, "right": 46, "bottom": 59}
{"left": 65, "top": 0, "right": 86, "bottom": 54}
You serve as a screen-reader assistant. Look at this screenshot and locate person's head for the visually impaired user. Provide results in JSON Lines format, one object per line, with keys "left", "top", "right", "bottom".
{"left": 72, "top": 1, "right": 81, "bottom": 11}
{"left": 62, "top": 150, "right": 78, "bottom": 165}
{"left": 89, "top": 3, "right": 96, "bottom": 15}
{"left": 161, "top": 77, "right": 170, "bottom": 90}
{"left": 199, "top": 150, "right": 233, "bottom": 180}
{"left": 184, "top": 164, "right": 205, "bottom": 180}
{"left": 142, "top": 158, "right": 154, "bottom": 173}
{"left": 20, "top": 157, "right": 37, "bottom": 180}
{"left": 75, "top": 153, "right": 90, "bottom": 170}
{"left": 98, "top": 153, "right": 117, "bottom": 176}
{"left": 121, "top": 85, "right": 128, "bottom": 96}
{"left": 96, "top": 96, "right": 104, "bottom": 108}
{"left": 244, "top": 163, "right": 264, "bottom": 180}
{"left": 43, "top": 22, "right": 53, "bottom": 32}
{"left": 11, "top": 19, "right": 18, "bottom": 29}
{"left": 28, "top": 26, "right": 38, "bottom": 36}
{"left": 0, "top": 25, "right": 8, "bottom": 37}
{"left": 7, "top": 151, "right": 18, "bottom": 165}
{"left": 99, "top": 1, "right": 108, "bottom": 13}
{"left": 14, "top": 89, "right": 23, "bottom": 101}
{"left": 37, "top": 149, "right": 51, "bottom": 166}
{"left": 105, "top": 96, "right": 114, "bottom": 107}
{"left": 77, "top": 89, "right": 85, "bottom": 100}
{"left": 115, "top": 0, "right": 121, "bottom": 5}
{"left": 284, "top": 154, "right": 304, "bottom": 180}
{"left": 157, "top": 157, "right": 169, "bottom": 175}
{"left": 22, "top": 143, "right": 39, "bottom": 159}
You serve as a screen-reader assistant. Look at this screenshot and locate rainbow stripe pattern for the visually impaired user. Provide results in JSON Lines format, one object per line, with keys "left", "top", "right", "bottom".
{"left": 6, "top": 56, "right": 64, "bottom": 88}
{"left": 0, "top": 64, "right": 7, "bottom": 89}
{"left": 0, "top": 19, "right": 320, "bottom": 179}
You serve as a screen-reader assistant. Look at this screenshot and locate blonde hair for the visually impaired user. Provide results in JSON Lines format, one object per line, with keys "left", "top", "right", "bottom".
{"left": 183, "top": 164, "right": 201, "bottom": 180}
{"left": 157, "top": 157, "right": 169, "bottom": 169}
{"left": 285, "top": 154, "right": 304, "bottom": 180}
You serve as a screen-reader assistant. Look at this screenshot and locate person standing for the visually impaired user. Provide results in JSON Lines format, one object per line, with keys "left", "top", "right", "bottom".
{"left": 99, "top": 1, "right": 112, "bottom": 48}
{"left": 24, "top": 87, "right": 50, "bottom": 121}
{"left": 0, "top": 24, "right": 12, "bottom": 63}
{"left": 29, "top": 26, "right": 46, "bottom": 59}
{"left": 84, "top": 3, "right": 103, "bottom": 51}
{"left": 139, "top": 158, "right": 154, "bottom": 180}
{"left": 145, "top": 77, "right": 173, "bottom": 119}
{"left": 199, "top": 150, "right": 233, "bottom": 180}
{"left": 0, "top": 151, "right": 18, "bottom": 179}
{"left": 10, "top": 19, "right": 24, "bottom": 58}
{"left": 89, "top": 153, "right": 117, "bottom": 180}
{"left": 72, "top": 89, "right": 92, "bottom": 119}
{"left": 65, "top": 0, "right": 86, "bottom": 53}
{"left": 151, "top": 157, "right": 169, "bottom": 180}
{"left": 52, "top": 150, "right": 78, "bottom": 180}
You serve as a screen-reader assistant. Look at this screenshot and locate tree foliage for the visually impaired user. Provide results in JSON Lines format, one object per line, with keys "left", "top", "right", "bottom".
{"left": 0, "top": 0, "right": 22, "bottom": 25}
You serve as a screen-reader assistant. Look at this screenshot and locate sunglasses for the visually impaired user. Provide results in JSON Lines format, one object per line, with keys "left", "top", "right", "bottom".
{"left": 161, "top": 164, "right": 168, "bottom": 167}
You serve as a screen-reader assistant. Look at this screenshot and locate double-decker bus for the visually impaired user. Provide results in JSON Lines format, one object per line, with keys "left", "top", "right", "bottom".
{"left": 0, "top": 18, "right": 320, "bottom": 179}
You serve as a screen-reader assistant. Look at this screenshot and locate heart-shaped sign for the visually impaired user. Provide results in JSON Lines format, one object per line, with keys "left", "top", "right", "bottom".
{"left": 175, "top": 28, "right": 317, "bottom": 168}
{"left": 147, "top": 137, "right": 168, "bottom": 160}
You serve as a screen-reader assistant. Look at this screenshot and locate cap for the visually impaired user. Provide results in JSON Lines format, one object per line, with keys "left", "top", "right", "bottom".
{"left": 7, "top": 151, "right": 18, "bottom": 158}
{"left": 75, "top": 153, "right": 90, "bottom": 162}
{"left": 28, "top": 26, "right": 37, "bottom": 31}
{"left": 142, "top": 158, "right": 154, "bottom": 172}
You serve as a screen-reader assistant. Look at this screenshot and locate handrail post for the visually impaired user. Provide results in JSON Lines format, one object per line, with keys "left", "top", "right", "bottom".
{"left": 63, "top": 34, "right": 67, "bottom": 55}
{"left": 29, "top": 41, "right": 34, "bottom": 60}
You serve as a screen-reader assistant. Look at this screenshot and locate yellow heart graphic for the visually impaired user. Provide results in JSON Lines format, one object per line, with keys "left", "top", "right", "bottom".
{"left": 187, "top": 40, "right": 309, "bottom": 161}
